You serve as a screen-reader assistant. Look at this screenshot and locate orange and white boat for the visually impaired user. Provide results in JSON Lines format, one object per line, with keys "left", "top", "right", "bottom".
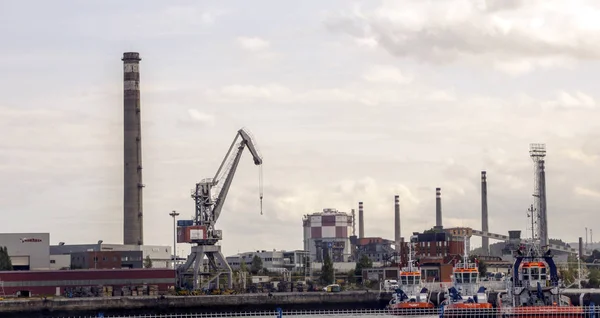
{"left": 441, "top": 237, "right": 493, "bottom": 317}
{"left": 387, "top": 241, "right": 435, "bottom": 315}
{"left": 496, "top": 240, "right": 584, "bottom": 318}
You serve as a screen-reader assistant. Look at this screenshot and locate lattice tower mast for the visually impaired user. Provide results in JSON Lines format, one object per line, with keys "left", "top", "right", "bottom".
{"left": 529, "top": 143, "right": 548, "bottom": 250}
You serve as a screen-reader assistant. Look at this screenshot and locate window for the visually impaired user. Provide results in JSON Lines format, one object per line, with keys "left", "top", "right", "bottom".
{"left": 50, "top": 260, "right": 56, "bottom": 264}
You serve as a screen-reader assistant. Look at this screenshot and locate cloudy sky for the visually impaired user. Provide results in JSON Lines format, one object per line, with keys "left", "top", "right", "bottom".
{"left": 1, "top": 0, "right": 599, "bottom": 257}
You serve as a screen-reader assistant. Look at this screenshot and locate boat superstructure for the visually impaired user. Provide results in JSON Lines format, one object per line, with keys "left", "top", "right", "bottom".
{"left": 441, "top": 236, "right": 493, "bottom": 317}
{"left": 496, "top": 206, "right": 583, "bottom": 318}
{"left": 388, "top": 240, "right": 435, "bottom": 314}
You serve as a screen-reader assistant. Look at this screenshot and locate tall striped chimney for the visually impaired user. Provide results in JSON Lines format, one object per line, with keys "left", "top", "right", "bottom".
{"left": 435, "top": 188, "right": 442, "bottom": 229}
{"left": 122, "top": 52, "right": 144, "bottom": 245}
{"left": 358, "top": 202, "right": 364, "bottom": 239}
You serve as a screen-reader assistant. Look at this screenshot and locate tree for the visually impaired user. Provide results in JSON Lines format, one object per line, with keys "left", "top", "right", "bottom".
{"left": 240, "top": 260, "right": 248, "bottom": 272}
{"left": 144, "top": 255, "right": 153, "bottom": 268}
{"left": 354, "top": 254, "right": 373, "bottom": 282}
{"left": 469, "top": 255, "right": 487, "bottom": 275}
{"left": 559, "top": 254, "right": 579, "bottom": 286}
{"left": 0, "top": 246, "right": 13, "bottom": 271}
{"left": 320, "top": 253, "right": 334, "bottom": 285}
{"left": 587, "top": 268, "right": 600, "bottom": 288}
{"left": 250, "top": 255, "right": 263, "bottom": 274}
{"left": 347, "top": 269, "right": 356, "bottom": 284}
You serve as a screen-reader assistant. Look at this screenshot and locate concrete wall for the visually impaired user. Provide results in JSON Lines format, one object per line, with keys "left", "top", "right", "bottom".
{"left": 0, "top": 233, "right": 50, "bottom": 270}
{"left": 49, "top": 255, "right": 70, "bottom": 270}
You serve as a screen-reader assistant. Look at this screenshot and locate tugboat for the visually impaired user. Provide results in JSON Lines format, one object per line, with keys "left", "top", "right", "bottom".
{"left": 496, "top": 241, "right": 584, "bottom": 318}
{"left": 387, "top": 241, "right": 435, "bottom": 315}
{"left": 496, "top": 205, "right": 584, "bottom": 318}
{"left": 441, "top": 236, "right": 493, "bottom": 318}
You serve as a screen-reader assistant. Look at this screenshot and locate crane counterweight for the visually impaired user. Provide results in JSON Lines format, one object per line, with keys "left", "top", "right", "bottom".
{"left": 178, "top": 128, "right": 264, "bottom": 290}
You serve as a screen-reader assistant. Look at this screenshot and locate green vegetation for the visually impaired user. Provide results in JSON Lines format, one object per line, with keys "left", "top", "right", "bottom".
{"left": 143, "top": 255, "right": 153, "bottom": 268}
{"left": 250, "top": 255, "right": 263, "bottom": 274}
{"left": 320, "top": 253, "right": 334, "bottom": 285}
{"left": 0, "top": 246, "right": 13, "bottom": 271}
{"left": 354, "top": 255, "right": 373, "bottom": 283}
{"left": 469, "top": 255, "right": 487, "bottom": 274}
{"left": 240, "top": 260, "right": 248, "bottom": 272}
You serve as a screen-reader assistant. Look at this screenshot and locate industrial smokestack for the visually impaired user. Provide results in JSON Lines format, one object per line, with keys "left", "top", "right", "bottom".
{"left": 122, "top": 52, "right": 144, "bottom": 246}
{"left": 358, "top": 202, "right": 364, "bottom": 239}
{"left": 579, "top": 237, "right": 584, "bottom": 260}
{"left": 538, "top": 160, "right": 548, "bottom": 247}
{"left": 481, "top": 171, "right": 489, "bottom": 256}
{"left": 394, "top": 195, "right": 400, "bottom": 243}
{"left": 435, "top": 188, "right": 442, "bottom": 229}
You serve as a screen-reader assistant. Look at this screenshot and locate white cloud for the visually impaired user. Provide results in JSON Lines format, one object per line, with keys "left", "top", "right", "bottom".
{"left": 543, "top": 91, "right": 596, "bottom": 110}
{"left": 363, "top": 65, "right": 412, "bottom": 84}
{"left": 325, "top": 0, "right": 600, "bottom": 75}
{"left": 564, "top": 149, "right": 599, "bottom": 165}
{"left": 187, "top": 109, "right": 215, "bottom": 126}
{"left": 574, "top": 186, "right": 600, "bottom": 199}
{"left": 236, "top": 37, "right": 271, "bottom": 52}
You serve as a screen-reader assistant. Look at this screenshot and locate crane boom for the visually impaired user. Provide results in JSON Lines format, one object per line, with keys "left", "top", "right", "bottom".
{"left": 212, "top": 129, "right": 262, "bottom": 221}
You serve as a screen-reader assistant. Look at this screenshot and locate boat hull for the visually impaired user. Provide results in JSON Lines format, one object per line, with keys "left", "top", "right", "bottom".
{"left": 442, "top": 303, "right": 494, "bottom": 318}
{"left": 388, "top": 302, "right": 436, "bottom": 316}
{"left": 498, "top": 306, "right": 585, "bottom": 318}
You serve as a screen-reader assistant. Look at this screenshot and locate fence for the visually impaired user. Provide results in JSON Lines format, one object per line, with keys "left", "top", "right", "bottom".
{"left": 59, "top": 306, "right": 600, "bottom": 318}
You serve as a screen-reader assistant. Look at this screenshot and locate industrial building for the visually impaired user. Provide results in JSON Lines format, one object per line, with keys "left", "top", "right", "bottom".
{"left": 50, "top": 243, "right": 171, "bottom": 269}
{"left": 0, "top": 269, "right": 175, "bottom": 297}
{"left": 303, "top": 208, "right": 353, "bottom": 262}
{"left": 354, "top": 237, "right": 397, "bottom": 263}
{"left": 70, "top": 250, "right": 144, "bottom": 269}
{"left": 225, "top": 250, "right": 309, "bottom": 273}
{"left": 0, "top": 233, "right": 50, "bottom": 270}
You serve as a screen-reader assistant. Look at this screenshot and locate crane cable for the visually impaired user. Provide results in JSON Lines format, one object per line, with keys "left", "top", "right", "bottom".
{"left": 259, "top": 165, "right": 264, "bottom": 215}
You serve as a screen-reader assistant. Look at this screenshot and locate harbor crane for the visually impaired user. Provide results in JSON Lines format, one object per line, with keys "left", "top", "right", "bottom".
{"left": 178, "top": 128, "right": 263, "bottom": 290}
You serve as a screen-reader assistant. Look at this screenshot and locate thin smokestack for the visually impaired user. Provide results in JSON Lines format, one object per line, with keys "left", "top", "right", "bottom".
{"left": 481, "top": 171, "right": 489, "bottom": 256}
{"left": 579, "top": 237, "right": 584, "bottom": 260}
{"left": 358, "top": 202, "right": 364, "bottom": 239}
{"left": 394, "top": 195, "right": 400, "bottom": 243}
{"left": 122, "top": 52, "right": 144, "bottom": 245}
{"left": 435, "top": 188, "right": 442, "bottom": 228}
{"left": 538, "top": 160, "right": 548, "bottom": 247}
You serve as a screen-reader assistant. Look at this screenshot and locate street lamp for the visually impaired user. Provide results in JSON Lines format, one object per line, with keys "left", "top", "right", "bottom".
{"left": 169, "top": 211, "right": 180, "bottom": 270}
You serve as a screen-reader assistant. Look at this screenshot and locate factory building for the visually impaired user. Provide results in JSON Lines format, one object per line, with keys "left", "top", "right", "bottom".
{"left": 50, "top": 243, "right": 171, "bottom": 269}
{"left": 225, "top": 250, "right": 308, "bottom": 273}
{"left": 355, "top": 237, "right": 397, "bottom": 263}
{"left": 70, "top": 250, "right": 144, "bottom": 269}
{"left": 303, "top": 208, "right": 353, "bottom": 263}
{"left": 410, "top": 231, "right": 466, "bottom": 282}
{"left": 0, "top": 233, "right": 51, "bottom": 270}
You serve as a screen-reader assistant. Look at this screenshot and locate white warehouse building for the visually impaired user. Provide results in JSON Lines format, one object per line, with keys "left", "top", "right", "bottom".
{"left": 303, "top": 208, "right": 353, "bottom": 263}
{"left": 0, "top": 233, "right": 51, "bottom": 270}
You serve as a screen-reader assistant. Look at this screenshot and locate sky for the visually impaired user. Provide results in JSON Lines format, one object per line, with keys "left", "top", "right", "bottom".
{"left": 1, "top": 0, "right": 599, "bottom": 258}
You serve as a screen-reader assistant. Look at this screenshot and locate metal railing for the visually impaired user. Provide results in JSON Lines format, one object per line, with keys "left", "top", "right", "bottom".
{"left": 57, "top": 306, "right": 600, "bottom": 318}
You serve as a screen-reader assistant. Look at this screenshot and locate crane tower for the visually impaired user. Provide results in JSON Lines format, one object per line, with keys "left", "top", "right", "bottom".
{"left": 178, "top": 128, "right": 263, "bottom": 290}
{"left": 529, "top": 143, "right": 548, "bottom": 249}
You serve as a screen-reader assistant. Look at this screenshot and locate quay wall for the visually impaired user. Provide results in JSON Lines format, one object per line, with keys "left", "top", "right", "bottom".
{"left": 0, "top": 291, "right": 389, "bottom": 318}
